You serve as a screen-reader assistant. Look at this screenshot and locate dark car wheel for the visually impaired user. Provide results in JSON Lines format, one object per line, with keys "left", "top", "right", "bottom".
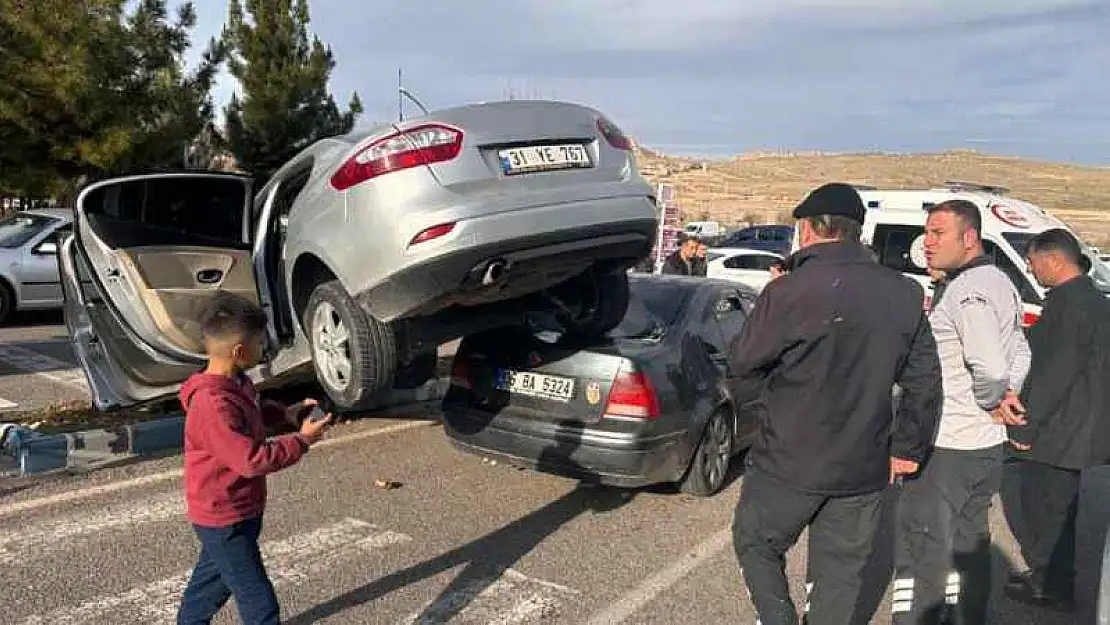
{"left": 681, "top": 411, "right": 733, "bottom": 497}
{"left": 554, "top": 268, "right": 630, "bottom": 337}
{"left": 305, "top": 280, "right": 397, "bottom": 412}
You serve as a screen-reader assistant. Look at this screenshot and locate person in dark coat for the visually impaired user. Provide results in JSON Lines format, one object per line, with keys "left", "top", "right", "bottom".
{"left": 1005, "top": 228, "right": 1110, "bottom": 613}
{"left": 729, "top": 182, "right": 943, "bottom": 625}
{"left": 661, "top": 234, "right": 701, "bottom": 275}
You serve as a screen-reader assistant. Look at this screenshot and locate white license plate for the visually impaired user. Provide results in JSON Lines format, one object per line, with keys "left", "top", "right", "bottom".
{"left": 495, "top": 369, "right": 575, "bottom": 402}
{"left": 498, "top": 144, "right": 591, "bottom": 175}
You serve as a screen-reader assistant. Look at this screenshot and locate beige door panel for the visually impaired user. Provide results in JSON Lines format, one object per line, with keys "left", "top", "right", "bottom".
{"left": 111, "top": 246, "right": 258, "bottom": 353}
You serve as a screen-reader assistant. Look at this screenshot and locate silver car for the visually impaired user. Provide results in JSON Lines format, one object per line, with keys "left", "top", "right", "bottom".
{"left": 60, "top": 100, "right": 659, "bottom": 411}
{"left": 0, "top": 209, "right": 73, "bottom": 323}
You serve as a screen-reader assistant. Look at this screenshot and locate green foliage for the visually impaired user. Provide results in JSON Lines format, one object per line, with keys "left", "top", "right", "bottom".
{"left": 0, "top": 0, "right": 223, "bottom": 196}
{"left": 223, "top": 0, "right": 361, "bottom": 183}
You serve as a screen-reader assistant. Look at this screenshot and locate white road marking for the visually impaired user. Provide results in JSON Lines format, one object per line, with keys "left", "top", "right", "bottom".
{"left": 0, "top": 343, "right": 89, "bottom": 391}
{"left": 0, "top": 420, "right": 434, "bottom": 519}
{"left": 584, "top": 527, "right": 733, "bottom": 625}
{"left": 0, "top": 397, "right": 17, "bottom": 409}
{"left": 400, "top": 568, "right": 579, "bottom": 625}
{"left": 0, "top": 492, "right": 182, "bottom": 565}
{"left": 17, "top": 518, "right": 412, "bottom": 625}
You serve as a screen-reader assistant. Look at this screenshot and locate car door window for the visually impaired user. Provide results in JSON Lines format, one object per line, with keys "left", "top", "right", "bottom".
{"left": 983, "top": 239, "right": 1043, "bottom": 305}
{"left": 723, "top": 254, "right": 777, "bottom": 270}
{"left": 872, "top": 224, "right": 927, "bottom": 276}
{"left": 83, "top": 176, "right": 249, "bottom": 249}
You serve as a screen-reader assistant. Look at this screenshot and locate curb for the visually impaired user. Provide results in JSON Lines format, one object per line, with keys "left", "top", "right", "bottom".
{"left": 15, "top": 377, "right": 450, "bottom": 477}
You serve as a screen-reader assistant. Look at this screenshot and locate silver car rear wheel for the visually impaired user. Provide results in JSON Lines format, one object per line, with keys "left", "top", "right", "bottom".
{"left": 304, "top": 280, "right": 397, "bottom": 412}
{"left": 311, "top": 301, "right": 352, "bottom": 392}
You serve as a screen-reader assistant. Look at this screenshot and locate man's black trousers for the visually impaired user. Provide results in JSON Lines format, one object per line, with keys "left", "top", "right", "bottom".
{"left": 892, "top": 445, "right": 1004, "bottom": 625}
{"left": 1019, "top": 459, "right": 1081, "bottom": 599}
{"left": 733, "top": 468, "right": 883, "bottom": 625}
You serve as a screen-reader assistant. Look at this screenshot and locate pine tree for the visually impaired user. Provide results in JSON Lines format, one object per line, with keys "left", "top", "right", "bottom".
{"left": 0, "top": 0, "right": 223, "bottom": 197}
{"left": 222, "top": 0, "right": 362, "bottom": 183}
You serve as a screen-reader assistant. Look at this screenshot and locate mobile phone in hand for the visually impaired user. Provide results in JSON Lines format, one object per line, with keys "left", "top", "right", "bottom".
{"left": 306, "top": 406, "right": 329, "bottom": 423}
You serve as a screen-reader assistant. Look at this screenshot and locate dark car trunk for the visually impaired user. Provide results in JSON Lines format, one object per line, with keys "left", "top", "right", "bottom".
{"left": 447, "top": 327, "right": 662, "bottom": 425}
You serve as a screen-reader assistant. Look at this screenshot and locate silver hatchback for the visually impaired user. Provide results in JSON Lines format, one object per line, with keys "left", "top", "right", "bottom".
{"left": 60, "top": 99, "right": 658, "bottom": 411}
{"left": 0, "top": 209, "right": 72, "bottom": 323}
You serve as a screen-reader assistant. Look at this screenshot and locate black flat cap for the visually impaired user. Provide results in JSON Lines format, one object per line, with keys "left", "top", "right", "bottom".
{"left": 792, "top": 182, "right": 866, "bottom": 223}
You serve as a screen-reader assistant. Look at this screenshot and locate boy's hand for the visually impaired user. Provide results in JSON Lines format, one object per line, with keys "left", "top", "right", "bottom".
{"left": 298, "top": 410, "right": 332, "bottom": 444}
{"left": 285, "top": 399, "right": 320, "bottom": 426}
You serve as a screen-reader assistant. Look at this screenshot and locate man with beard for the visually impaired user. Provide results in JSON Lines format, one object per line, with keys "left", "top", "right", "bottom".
{"left": 892, "top": 199, "right": 1030, "bottom": 625}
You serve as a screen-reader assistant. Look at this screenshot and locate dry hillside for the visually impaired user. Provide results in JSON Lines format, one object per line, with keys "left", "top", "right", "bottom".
{"left": 634, "top": 147, "right": 1110, "bottom": 246}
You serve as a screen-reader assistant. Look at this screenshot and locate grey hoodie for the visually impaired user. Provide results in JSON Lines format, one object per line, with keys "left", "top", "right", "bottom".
{"left": 929, "top": 257, "right": 1031, "bottom": 450}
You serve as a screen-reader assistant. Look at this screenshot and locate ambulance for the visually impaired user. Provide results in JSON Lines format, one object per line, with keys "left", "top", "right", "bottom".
{"left": 792, "top": 181, "right": 1110, "bottom": 326}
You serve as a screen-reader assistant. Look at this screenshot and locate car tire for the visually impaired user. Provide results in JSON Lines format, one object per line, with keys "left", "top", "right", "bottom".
{"left": 0, "top": 281, "right": 13, "bottom": 326}
{"left": 304, "top": 280, "right": 396, "bottom": 412}
{"left": 393, "top": 350, "right": 438, "bottom": 390}
{"left": 557, "top": 268, "right": 630, "bottom": 337}
{"left": 680, "top": 411, "right": 733, "bottom": 497}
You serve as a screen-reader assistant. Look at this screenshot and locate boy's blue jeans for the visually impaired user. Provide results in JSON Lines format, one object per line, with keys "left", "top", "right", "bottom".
{"left": 177, "top": 516, "right": 280, "bottom": 625}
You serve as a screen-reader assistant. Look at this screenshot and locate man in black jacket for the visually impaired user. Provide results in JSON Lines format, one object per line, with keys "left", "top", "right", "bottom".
{"left": 730, "top": 183, "right": 943, "bottom": 625}
{"left": 1005, "top": 228, "right": 1110, "bottom": 612}
{"left": 661, "top": 235, "right": 701, "bottom": 275}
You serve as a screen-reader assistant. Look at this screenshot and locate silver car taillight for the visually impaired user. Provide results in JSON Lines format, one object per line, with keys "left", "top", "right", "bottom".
{"left": 330, "top": 123, "right": 463, "bottom": 191}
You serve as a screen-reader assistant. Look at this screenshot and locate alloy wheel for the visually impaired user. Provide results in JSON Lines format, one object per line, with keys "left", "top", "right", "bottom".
{"left": 311, "top": 302, "right": 352, "bottom": 391}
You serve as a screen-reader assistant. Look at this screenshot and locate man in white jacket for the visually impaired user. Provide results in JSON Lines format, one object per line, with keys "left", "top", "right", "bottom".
{"left": 891, "top": 199, "right": 1031, "bottom": 625}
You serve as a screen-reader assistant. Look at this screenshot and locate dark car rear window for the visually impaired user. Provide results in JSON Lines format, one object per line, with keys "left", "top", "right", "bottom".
{"left": 609, "top": 280, "right": 692, "bottom": 339}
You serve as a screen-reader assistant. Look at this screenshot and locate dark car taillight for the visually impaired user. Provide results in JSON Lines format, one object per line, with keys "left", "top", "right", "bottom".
{"left": 597, "top": 117, "right": 633, "bottom": 151}
{"left": 603, "top": 368, "right": 659, "bottom": 419}
{"left": 330, "top": 123, "right": 464, "bottom": 191}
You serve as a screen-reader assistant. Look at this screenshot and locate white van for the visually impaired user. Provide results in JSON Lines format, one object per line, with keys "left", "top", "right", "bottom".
{"left": 792, "top": 182, "right": 1110, "bottom": 326}
{"left": 683, "top": 221, "right": 725, "bottom": 238}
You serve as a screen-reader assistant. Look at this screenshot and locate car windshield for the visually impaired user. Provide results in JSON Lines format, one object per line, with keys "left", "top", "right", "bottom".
{"left": 1003, "top": 232, "right": 1110, "bottom": 294}
{"left": 608, "top": 280, "right": 692, "bottom": 339}
{"left": 0, "top": 213, "right": 56, "bottom": 248}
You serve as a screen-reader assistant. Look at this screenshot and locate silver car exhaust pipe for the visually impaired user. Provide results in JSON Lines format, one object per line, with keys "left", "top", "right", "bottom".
{"left": 481, "top": 259, "right": 510, "bottom": 286}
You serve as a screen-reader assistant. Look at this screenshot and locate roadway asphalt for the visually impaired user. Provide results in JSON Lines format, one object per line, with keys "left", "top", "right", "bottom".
{"left": 0, "top": 311, "right": 89, "bottom": 417}
{"left": 2, "top": 413, "right": 1105, "bottom": 624}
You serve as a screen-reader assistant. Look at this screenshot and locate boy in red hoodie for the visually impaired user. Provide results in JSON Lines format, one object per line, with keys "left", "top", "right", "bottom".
{"left": 176, "top": 292, "right": 332, "bottom": 625}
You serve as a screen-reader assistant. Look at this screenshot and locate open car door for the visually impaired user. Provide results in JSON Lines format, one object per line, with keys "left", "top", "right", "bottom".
{"left": 60, "top": 173, "right": 257, "bottom": 410}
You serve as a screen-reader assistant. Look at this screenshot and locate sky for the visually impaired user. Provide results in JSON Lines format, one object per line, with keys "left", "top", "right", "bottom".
{"left": 184, "top": 0, "right": 1110, "bottom": 165}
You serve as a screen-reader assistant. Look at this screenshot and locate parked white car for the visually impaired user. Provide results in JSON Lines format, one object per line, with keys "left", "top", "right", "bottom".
{"left": 705, "top": 247, "right": 784, "bottom": 292}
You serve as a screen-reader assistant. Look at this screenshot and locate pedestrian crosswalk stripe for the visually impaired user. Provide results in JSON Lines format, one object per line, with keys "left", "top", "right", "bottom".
{"left": 0, "top": 492, "right": 182, "bottom": 565}
{"left": 17, "top": 518, "right": 411, "bottom": 625}
{"left": 399, "top": 569, "right": 578, "bottom": 625}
